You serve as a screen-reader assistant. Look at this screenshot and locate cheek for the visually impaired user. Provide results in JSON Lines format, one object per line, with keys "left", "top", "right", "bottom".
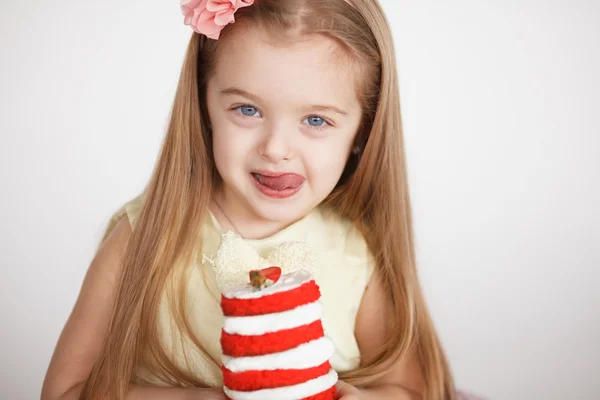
{"left": 213, "top": 130, "right": 234, "bottom": 155}
{"left": 213, "top": 131, "right": 239, "bottom": 175}
{"left": 305, "top": 144, "right": 351, "bottom": 187}
{"left": 209, "top": 109, "right": 255, "bottom": 161}
{"left": 212, "top": 127, "right": 256, "bottom": 175}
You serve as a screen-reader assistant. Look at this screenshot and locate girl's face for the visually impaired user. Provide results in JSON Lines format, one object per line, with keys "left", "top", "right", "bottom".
{"left": 206, "top": 27, "right": 362, "bottom": 229}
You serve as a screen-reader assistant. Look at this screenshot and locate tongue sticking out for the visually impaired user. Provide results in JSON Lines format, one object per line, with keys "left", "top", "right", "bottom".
{"left": 257, "top": 174, "right": 305, "bottom": 191}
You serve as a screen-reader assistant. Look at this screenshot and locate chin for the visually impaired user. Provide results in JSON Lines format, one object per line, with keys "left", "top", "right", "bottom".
{"left": 247, "top": 193, "right": 311, "bottom": 223}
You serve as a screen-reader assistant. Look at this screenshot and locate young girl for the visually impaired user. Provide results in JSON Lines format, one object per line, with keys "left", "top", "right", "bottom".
{"left": 42, "top": 0, "right": 455, "bottom": 399}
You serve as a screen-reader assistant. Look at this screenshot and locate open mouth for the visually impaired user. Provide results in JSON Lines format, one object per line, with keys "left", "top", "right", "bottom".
{"left": 250, "top": 172, "right": 305, "bottom": 199}
{"left": 251, "top": 172, "right": 305, "bottom": 190}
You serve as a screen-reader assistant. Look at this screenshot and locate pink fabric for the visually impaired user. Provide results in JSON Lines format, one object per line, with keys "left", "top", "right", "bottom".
{"left": 180, "top": 0, "right": 255, "bottom": 40}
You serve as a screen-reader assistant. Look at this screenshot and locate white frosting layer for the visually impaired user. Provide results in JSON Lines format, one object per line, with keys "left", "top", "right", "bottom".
{"left": 222, "top": 337, "right": 335, "bottom": 372}
{"left": 224, "top": 368, "right": 338, "bottom": 400}
{"left": 223, "top": 301, "right": 322, "bottom": 335}
{"left": 223, "top": 270, "right": 313, "bottom": 300}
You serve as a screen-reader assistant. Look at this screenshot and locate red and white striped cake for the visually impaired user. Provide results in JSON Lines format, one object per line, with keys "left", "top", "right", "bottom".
{"left": 220, "top": 269, "right": 338, "bottom": 400}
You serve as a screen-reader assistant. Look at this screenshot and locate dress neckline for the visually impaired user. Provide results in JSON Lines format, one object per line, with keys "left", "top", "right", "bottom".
{"left": 206, "top": 206, "right": 321, "bottom": 246}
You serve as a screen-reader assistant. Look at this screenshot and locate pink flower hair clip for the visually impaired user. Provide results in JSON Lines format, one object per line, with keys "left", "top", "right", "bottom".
{"left": 181, "top": 0, "right": 255, "bottom": 40}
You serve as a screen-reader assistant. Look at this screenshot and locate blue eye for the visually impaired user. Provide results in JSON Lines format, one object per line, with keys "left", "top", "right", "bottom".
{"left": 303, "top": 116, "right": 329, "bottom": 128}
{"left": 235, "top": 105, "right": 261, "bottom": 117}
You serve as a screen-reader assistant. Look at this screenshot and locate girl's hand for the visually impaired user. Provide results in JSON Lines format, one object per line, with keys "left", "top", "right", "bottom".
{"left": 335, "top": 380, "right": 362, "bottom": 399}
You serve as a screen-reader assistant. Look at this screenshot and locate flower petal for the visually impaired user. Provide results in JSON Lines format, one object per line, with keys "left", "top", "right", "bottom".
{"left": 214, "top": 9, "right": 236, "bottom": 26}
{"left": 181, "top": 0, "right": 205, "bottom": 17}
{"left": 236, "top": 0, "right": 254, "bottom": 7}
{"left": 181, "top": 0, "right": 254, "bottom": 39}
{"left": 206, "top": 0, "right": 233, "bottom": 13}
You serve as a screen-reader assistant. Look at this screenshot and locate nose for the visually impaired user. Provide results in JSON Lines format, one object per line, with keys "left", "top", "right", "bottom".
{"left": 258, "top": 125, "right": 292, "bottom": 162}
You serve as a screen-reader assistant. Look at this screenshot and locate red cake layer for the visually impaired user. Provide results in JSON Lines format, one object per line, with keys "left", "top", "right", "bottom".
{"left": 221, "top": 320, "right": 324, "bottom": 357}
{"left": 224, "top": 384, "right": 337, "bottom": 400}
{"left": 221, "top": 280, "right": 321, "bottom": 317}
{"left": 222, "top": 361, "right": 331, "bottom": 391}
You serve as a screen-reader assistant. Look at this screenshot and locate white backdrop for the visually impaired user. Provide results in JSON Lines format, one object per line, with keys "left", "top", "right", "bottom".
{"left": 1, "top": 0, "right": 598, "bottom": 399}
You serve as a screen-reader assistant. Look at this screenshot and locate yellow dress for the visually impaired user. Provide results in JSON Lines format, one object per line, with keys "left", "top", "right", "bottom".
{"left": 107, "top": 193, "right": 375, "bottom": 387}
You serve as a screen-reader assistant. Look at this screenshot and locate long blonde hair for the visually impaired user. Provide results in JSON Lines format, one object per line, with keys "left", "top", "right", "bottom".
{"left": 82, "top": 0, "right": 454, "bottom": 398}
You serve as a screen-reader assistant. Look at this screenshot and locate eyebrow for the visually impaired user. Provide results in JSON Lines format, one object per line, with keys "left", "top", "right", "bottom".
{"left": 220, "top": 87, "right": 348, "bottom": 115}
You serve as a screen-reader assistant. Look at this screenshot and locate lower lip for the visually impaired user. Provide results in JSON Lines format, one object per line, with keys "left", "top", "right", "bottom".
{"left": 250, "top": 173, "right": 304, "bottom": 199}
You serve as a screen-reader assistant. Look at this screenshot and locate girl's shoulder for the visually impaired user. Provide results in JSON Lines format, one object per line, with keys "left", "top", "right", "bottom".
{"left": 103, "top": 192, "right": 145, "bottom": 242}
{"left": 121, "top": 192, "right": 145, "bottom": 226}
